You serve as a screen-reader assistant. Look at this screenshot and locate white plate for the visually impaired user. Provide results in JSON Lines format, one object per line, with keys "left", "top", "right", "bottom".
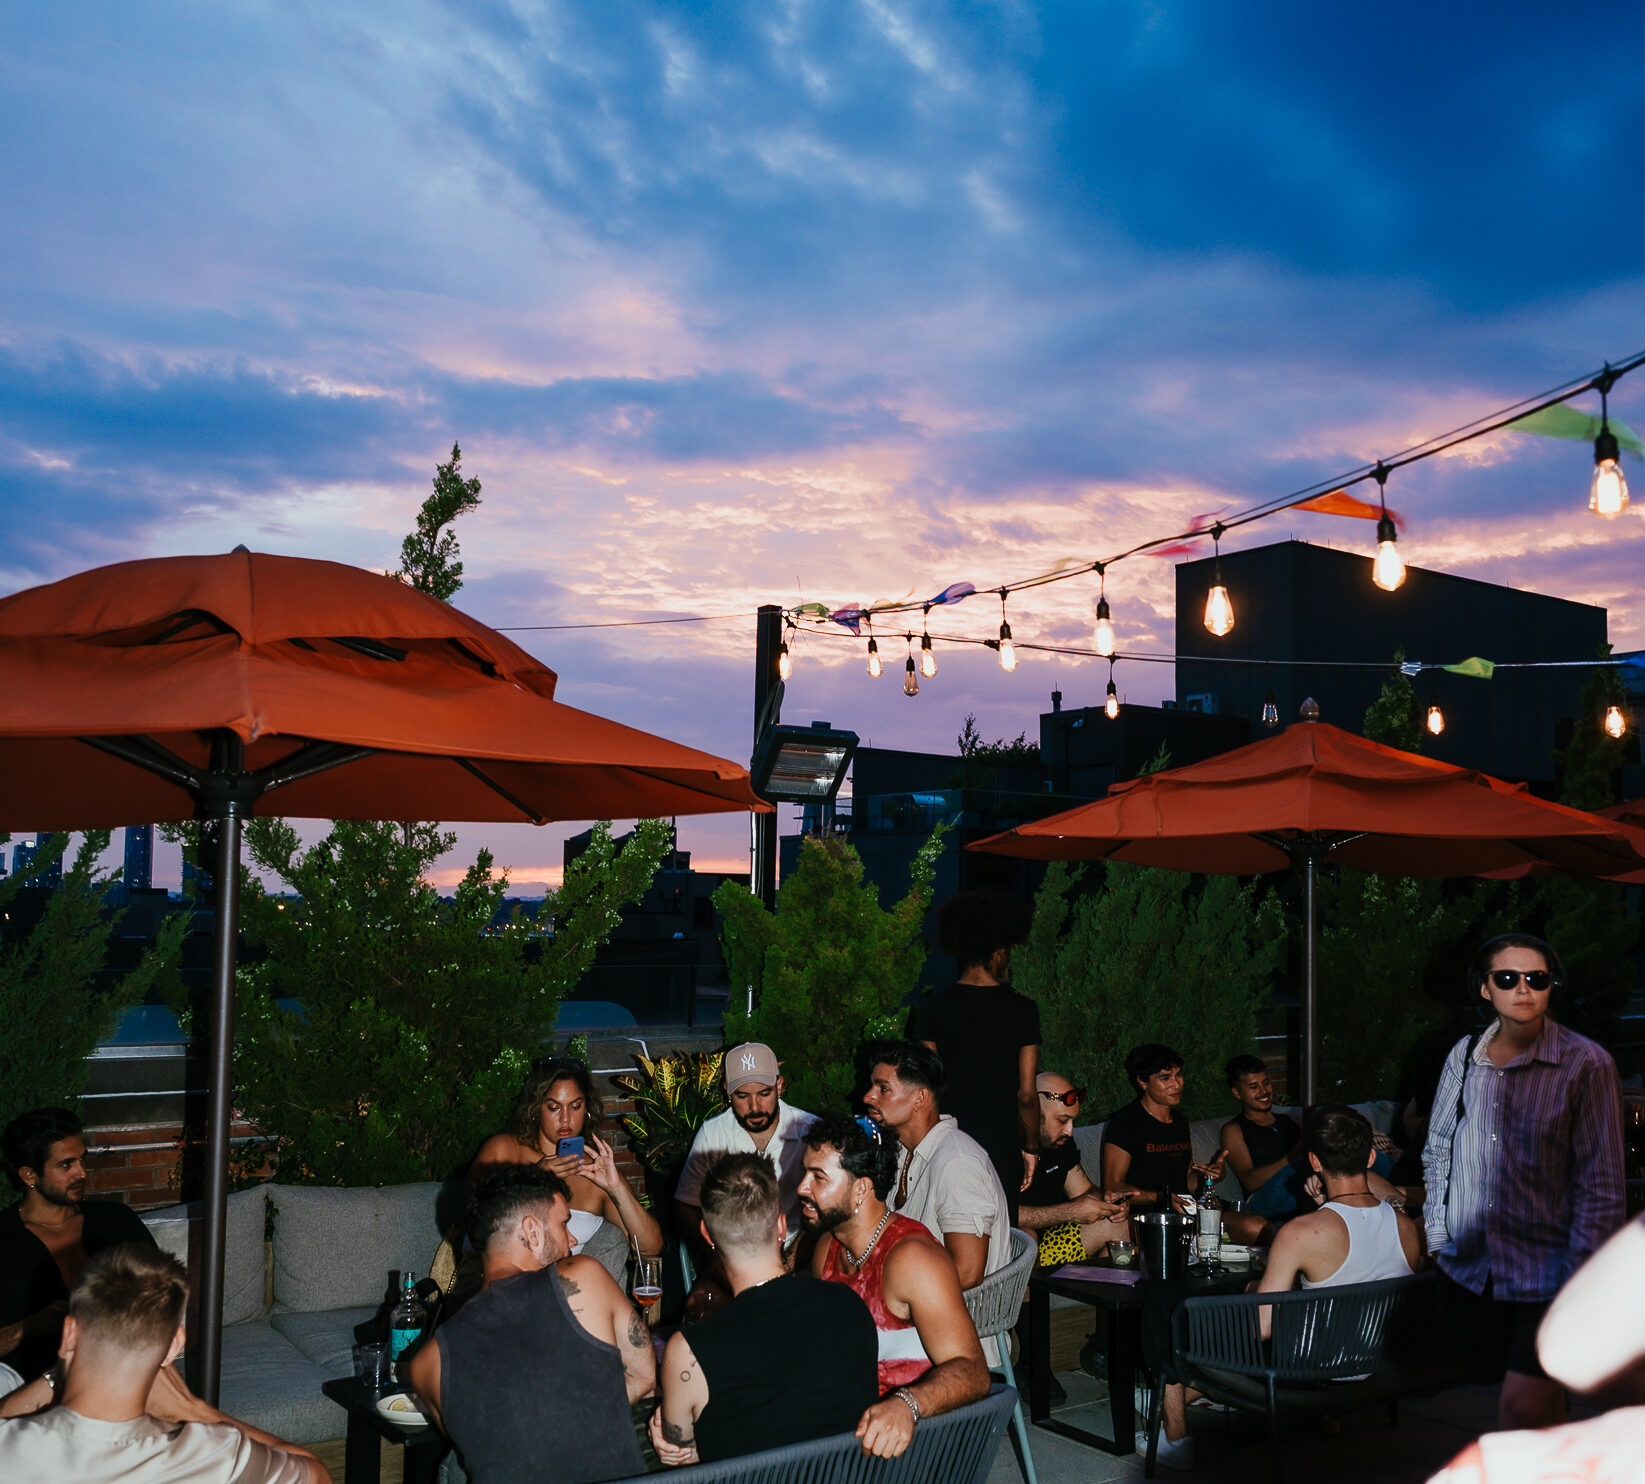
{"left": 1216, "top": 1244, "right": 1253, "bottom": 1264}
{"left": 375, "top": 1392, "right": 431, "bottom": 1427}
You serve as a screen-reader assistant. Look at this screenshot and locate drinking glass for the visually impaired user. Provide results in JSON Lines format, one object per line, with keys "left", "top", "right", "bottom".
{"left": 632, "top": 1256, "right": 664, "bottom": 1323}
{"left": 352, "top": 1341, "right": 390, "bottom": 1393}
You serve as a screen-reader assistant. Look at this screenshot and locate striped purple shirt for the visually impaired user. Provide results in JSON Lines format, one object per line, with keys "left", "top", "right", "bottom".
{"left": 1423, "top": 1018, "right": 1624, "bottom": 1301}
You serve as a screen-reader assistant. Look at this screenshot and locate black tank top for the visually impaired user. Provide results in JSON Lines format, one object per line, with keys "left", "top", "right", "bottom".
{"left": 436, "top": 1264, "right": 643, "bottom": 1484}
{"left": 687, "top": 1273, "right": 878, "bottom": 1463}
{"left": 1236, "top": 1112, "right": 1300, "bottom": 1170}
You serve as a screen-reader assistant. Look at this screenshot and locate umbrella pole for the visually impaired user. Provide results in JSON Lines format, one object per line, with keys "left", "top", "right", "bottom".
{"left": 1302, "top": 850, "right": 1318, "bottom": 1109}
{"left": 196, "top": 801, "right": 245, "bottom": 1406}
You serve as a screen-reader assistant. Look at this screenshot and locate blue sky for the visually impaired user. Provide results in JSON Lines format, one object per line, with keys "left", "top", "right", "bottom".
{"left": 3, "top": 2, "right": 1642, "bottom": 887}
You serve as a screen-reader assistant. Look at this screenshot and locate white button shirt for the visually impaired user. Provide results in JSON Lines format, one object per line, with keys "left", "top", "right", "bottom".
{"left": 892, "top": 1114, "right": 1011, "bottom": 1279}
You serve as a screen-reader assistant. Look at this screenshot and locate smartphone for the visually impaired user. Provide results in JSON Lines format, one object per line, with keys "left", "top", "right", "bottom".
{"left": 556, "top": 1136, "right": 585, "bottom": 1160}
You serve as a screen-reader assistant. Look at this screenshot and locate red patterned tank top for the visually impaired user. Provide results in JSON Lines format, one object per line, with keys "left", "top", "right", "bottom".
{"left": 819, "top": 1212, "right": 933, "bottom": 1394}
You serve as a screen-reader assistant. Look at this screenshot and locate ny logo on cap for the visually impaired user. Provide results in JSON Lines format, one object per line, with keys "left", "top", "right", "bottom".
{"left": 740, "top": 1052, "right": 756, "bottom": 1071}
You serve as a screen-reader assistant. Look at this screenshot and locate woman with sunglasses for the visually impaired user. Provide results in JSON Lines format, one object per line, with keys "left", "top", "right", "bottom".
{"left": 472, "top": 1058, "right": 664, "bottom": 1258}
{"left": 1422, "top": 933, "right": 1625, "bottom": 1433}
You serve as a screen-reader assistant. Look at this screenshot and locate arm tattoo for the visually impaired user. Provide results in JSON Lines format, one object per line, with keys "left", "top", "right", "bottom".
{"left": 559, "top": 1275, "right": 580, "bottom": 1297}
{"left": 627, "top": 1306, "right": 647, "bottom": 1350}
{"left": 662, "top": 1416, "right": 693, "bottom": 1446}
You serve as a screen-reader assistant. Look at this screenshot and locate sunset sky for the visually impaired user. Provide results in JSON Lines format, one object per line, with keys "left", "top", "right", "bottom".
{"left": 4, "top": 3, "right": 1643, "bottom": 892}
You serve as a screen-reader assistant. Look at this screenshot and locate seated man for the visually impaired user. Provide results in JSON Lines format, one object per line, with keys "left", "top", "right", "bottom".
{"left": 1019, "top": 1073, "right": 1131, "bottom": 1266}
{"left": 0, "top": 1243, "right": 326, "bottom": 1482}
{"left": 861, "top": 1041, "right": 1009, "bottom": 1291}
{"left": 649, "top": 1152, "right": 877, "bottom": 1467}
{"left": 800, "top": 1116, "right": 990, "bottom": 1459}
{"left": 1219, "top": 1055, "right": 1307, "bottom": 1222}
{"left": 673, "top": 1043, "right": 817, "bottom": 1311}
{"left": 410, "top": 1167, "right": 655, "bottom": 1484}
{"left": 1101, "top": 1044, "right": 1267, "bottom": 1247}
{"left": 1, "top": 1107, "right": 157, "bottom": 1382}
{"left": 1150, "top": 1106, "right": 1425, "bottom": 1471}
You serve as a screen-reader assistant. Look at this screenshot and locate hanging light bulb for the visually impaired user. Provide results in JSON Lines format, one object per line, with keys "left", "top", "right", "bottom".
{"left": 1104, "top": 659, "right": 1119, "bottom": 720}
{"left": 1426, "top": 701, "right": 1445, "bottom": 736}
{"left": 903, "top": 635, "right": 919, "bottom": 697}
{"left": 1093, "top": 564, "right": 1115, "bottom": 656}
{"left": 1261, "top": 668, "right": 1279, "bottom": 728}
{"left": 866, "top": 635, "right": 882, "bottom": 678}
{"left": 1203, "top": 525, "right": 1234, "bottom": 637}
{"left": 1589, "top": 375, "right": 1630, "bottom": 518}
{"left": 1370, "top": 463, "right": 1407, "bottom": 592}
{"left": 997, "top": 591, "right": 1018, "bottom": 672}
{"left": 1604, "top": 704, "right": 1627, "bottom": 739}
{"left": 919, "top": 609, "right": 937, "bottom": 678}
{"left": 777, "top": 638, "right": 793, "bottom": 682}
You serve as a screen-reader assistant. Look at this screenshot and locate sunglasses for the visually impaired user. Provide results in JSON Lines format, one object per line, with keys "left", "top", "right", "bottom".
{"left": 1489, "top": 970, "right": 1552, "bottom": 992}
{"left": 1038, "top": 1088, "right": 1086, "bottom": 1107}
{"left": 853, "top": 1115, "right": 885, "bottom": 1146}
{"left": 532, "top": 1054, "right": 588, "bottom": 1073}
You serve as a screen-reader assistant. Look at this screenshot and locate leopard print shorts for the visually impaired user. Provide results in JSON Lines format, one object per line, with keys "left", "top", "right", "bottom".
{"left": 1036, "top": 1220, "right": 1086, "bottom": 1268}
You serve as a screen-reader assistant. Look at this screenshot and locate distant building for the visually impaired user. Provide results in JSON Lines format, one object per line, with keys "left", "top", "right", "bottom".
{"left": 124, "top": 825, "right": 154, "bottom": 892}
{"left": 12, "top": 834, "right": 63, "bottom": 890}
{"left": 1175, "top": 540, "right": 1609, "bottom": 786}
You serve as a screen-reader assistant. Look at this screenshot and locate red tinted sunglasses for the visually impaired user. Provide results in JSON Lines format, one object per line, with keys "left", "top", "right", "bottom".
{"left": 1038, "top": 1088, "right": 1086, "bottom": 1107}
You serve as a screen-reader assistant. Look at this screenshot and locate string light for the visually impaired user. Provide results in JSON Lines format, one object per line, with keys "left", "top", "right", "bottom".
{"left": 903, "top": 635, "right": 919, "bottom": 697}
{"left": 866, "top": 634, "right": 882, "bottom": 678}
{"left": 1261, "top": 667, "right": 1279, "bottom": 728}
{"left": 919, "top": 606, "right": 937, "bottom": 678}
{"left": 1104, "top": 659, "right": 1119, "bottom": 720}
{"left": 1591, "top": 370, "right": 1630, "bottom": 518}
{"left": 1426, "top": 699, "right": 1445, "bottom": 736}
{"left": 1370, "top": 463, "right": 1407, "bottom": 592}
{"left": 996, "top": 592, "right": 1018, "bottom": 672}
{"left": 1604, "top": 704, "right": 1627, "bottom": 739}
{"left": 1093, "top": 564, "right": 1115, "bottom": 657}
{"left": 777, "top": 619, "right": 794, "bottom": 681}
{"left": 1203, "top": 524, "right": 1234, "bottom": 637}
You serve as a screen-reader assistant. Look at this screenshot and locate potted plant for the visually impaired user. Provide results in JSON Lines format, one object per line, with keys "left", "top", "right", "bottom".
{"left": 614, "top": 1049, "right": 728, "bottom": 1220}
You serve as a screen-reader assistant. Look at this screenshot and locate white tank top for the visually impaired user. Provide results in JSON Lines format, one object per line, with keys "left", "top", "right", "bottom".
{"left": 1299, "top": 1200, "right": 1413, "bottom": 1288}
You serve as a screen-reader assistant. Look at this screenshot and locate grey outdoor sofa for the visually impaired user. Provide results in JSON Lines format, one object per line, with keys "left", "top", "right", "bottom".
{"left": 141, "top": 1180, "right": 631, "bottom": 1446}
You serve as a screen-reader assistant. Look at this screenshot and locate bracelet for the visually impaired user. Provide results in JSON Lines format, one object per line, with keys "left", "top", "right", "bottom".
{"left": 893, "top": 1387, "right": 920, "bottom": 1424}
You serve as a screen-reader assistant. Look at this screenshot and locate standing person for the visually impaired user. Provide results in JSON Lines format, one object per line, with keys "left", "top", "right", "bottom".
{"left": 1423, "top": 933, "right": 1625, "bottom": 1431}
{"left": 911, "top": 890, "right": 1040, "bottom": 1222}
{"left": 649, "top": 1153, "right": 876, "bottom": 1467}
{"left": 471, "top": 1056, "right": 663, "bottom": 1259}
{"left": 0, "top": 1108, "right": 156, "bottom": 1383}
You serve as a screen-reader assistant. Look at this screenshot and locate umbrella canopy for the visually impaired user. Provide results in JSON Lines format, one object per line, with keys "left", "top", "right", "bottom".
{"left": 0, "top": 550, "right": 765, "bottom": 1402}
{"left": 0, "top": 551, "right": 763, "bottom": 826}
{"left": 971, "top": 721, "right": 1645, "bottom": 1105}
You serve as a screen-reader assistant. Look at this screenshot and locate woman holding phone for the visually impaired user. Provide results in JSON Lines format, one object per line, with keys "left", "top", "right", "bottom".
{"left": 472, "top": 1056, "right": 664, "bottom": 1257}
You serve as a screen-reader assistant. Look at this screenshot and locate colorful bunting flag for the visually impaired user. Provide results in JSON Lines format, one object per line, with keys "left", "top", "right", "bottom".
{"left": 1292, "top": 489, "right": 1405, "bottom": 529}
{"left": 1508, "top": 405, "right": 1644, "bottom": 459}
{"left": 1444, "top": 657, "right": 1496, "bottom": 679}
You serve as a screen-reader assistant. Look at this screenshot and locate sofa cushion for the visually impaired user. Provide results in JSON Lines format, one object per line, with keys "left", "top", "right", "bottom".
{"left": 270, "top": 1182, "right": 443, "bottom": 1314}
{"left": 209, "top": 1319, "right": 337, "bottom": 1446}
{"left": 270, "top": 1305, "right": 381, "bottom": 1376}
{"left": 141, "top": 1185, "right": 270, "bottom": 1329}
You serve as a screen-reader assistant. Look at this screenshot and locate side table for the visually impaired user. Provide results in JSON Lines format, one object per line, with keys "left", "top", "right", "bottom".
{"left": 321, "top": 1377, "right": 449, "bottom": 1484}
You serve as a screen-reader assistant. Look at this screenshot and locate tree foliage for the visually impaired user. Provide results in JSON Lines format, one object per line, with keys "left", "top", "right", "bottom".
{"left": 397, "top": 442, "right": 482, "bottom": 602}
{"left": 1362, "top": 650, "right": 1423, "bottom": 754}
{"left": 716, "top": 829, "right": 949, "bottom": 1115}
{"left": 0, "top": 832, "right": 185, "bottom": 1115}
{"left": 225, "top": 818, "right": 672, "bottom": 1185}
{"left": 1013, "top": 862, "right": 1286, "bottom": 1121}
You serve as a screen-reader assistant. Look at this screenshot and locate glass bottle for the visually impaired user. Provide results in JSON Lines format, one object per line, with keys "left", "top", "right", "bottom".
{"left": 1196, "top": 1172, "right": 1221, "bottom": 1261}
{"left": 389, "top": 1271, "right": 428, "bottom": 1367}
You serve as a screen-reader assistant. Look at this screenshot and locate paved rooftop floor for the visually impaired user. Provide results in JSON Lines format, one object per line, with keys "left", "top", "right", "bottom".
{"left": 986, "top": 1368, "right": 1524, "bottom": 1484}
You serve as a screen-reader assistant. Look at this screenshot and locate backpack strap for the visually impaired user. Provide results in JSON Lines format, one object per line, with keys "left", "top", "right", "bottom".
{"left": 1454, "top": 1029, "right": 1485, "bottom": 1125}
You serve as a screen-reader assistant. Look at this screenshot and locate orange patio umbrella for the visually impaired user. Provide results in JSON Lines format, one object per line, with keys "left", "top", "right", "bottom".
{"left": 970, "top": 718, "right": 1645, "bottom": 1106}
{"left": 0, "top": 550, "right": 766, "bottom": 1400}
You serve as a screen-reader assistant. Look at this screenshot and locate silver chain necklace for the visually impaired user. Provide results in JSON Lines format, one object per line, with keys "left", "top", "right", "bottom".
{"left": 838, "top": 1206, "right": 893, "bottom": 1269}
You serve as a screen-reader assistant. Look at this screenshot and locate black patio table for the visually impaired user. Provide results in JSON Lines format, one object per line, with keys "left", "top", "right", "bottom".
{"left": 1022, "top": 1256, "right": 1263, "bottom": 1455}
{"left": 321, "top": 1377, "right": 449, "bottom": 1484}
